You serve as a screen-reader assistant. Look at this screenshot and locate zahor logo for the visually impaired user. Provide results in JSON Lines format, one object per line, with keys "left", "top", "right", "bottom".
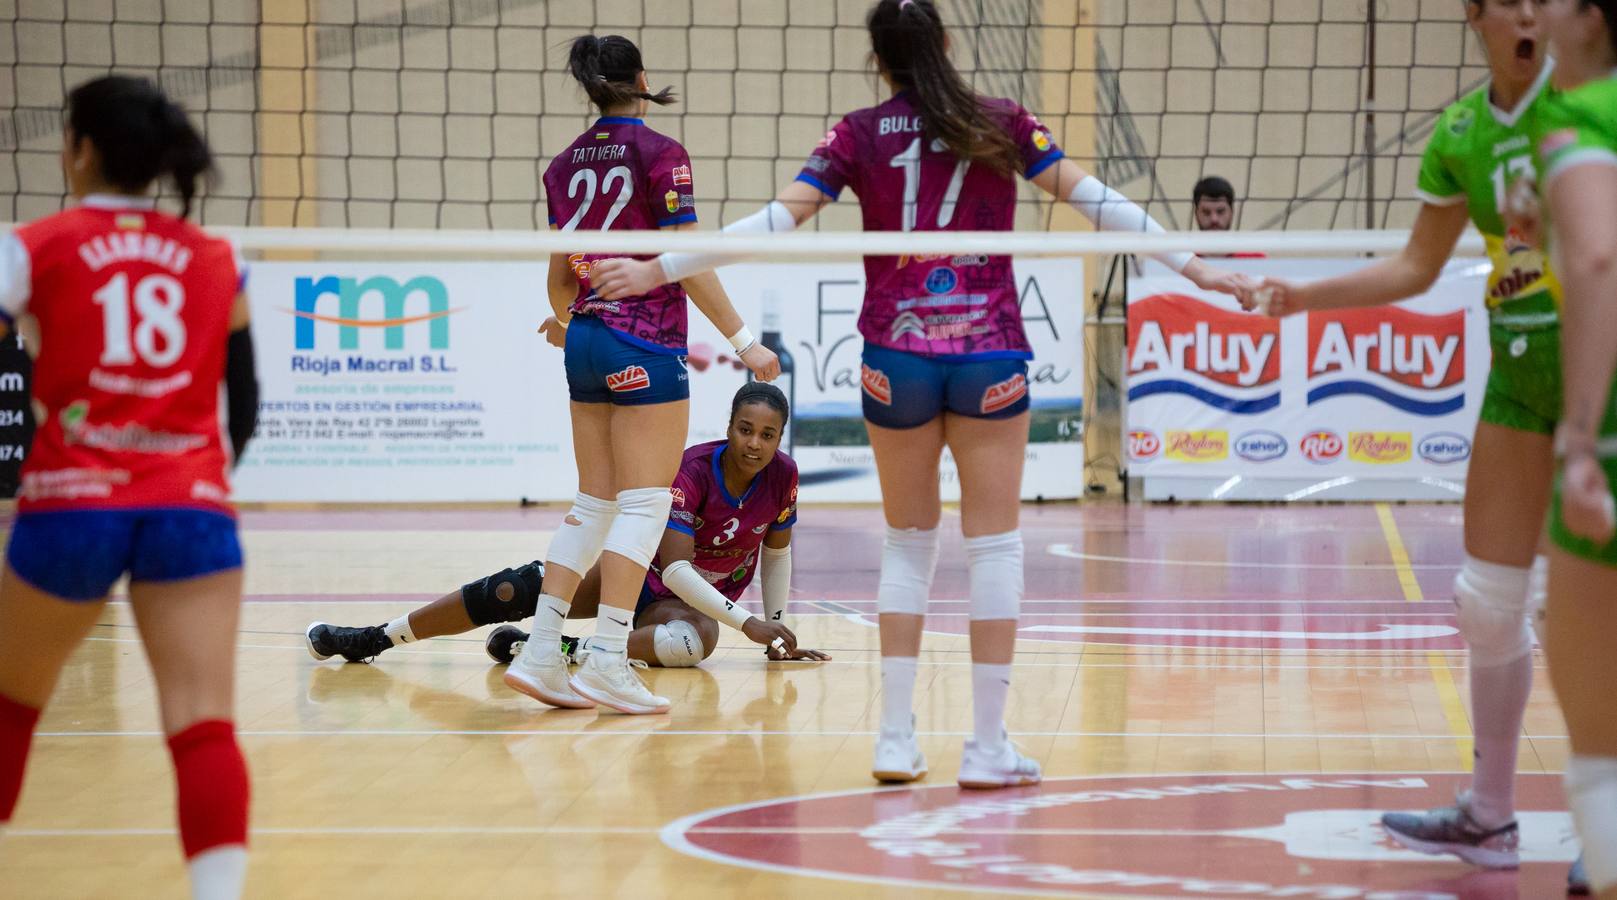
{"left": 1234, "top": 430, "right": 1287, "bottom": 463}
{"left": 1348, "top": 432, "right": 1412, "bottom": 465}
{"left": 1419, "top": 432, "right": 1473, "bottom": 465}
{"left": 1300, "top": 431, "right": 1343, "bottom": 464}
{"left": 1128, "top": 294, "right": 1280, "bottom": 414}
{"left": 1164, "top": 430, "right": 1228, "bottom": 462}
{"left": 1307, "top": 307, "right": 1464, "bottom": 416}
{"left": 288, "top": 275, "right": 458, "bottom": 351}
{"left": 1127, "top": 430, "right": 1160, "bottom": 460}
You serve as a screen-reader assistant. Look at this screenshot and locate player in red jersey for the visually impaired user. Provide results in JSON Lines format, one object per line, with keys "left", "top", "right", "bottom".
{"left": 592, "top": 0, "right": 1248, "bottom": 788}
{"left": 0, "top": 77, "right": 258, "bottom": 899}
{"left": 503, "top": 35, "right": 780, "bottom": 717}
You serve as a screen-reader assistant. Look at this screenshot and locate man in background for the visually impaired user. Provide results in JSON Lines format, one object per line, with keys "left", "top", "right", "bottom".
{"left": 1193, "top": 176, "right": 1265, "bottom": 258}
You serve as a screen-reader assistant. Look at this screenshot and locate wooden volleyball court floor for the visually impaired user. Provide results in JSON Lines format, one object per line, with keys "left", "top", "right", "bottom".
{"left": 0, "top": 502, "right": 1576, "bottom": 898}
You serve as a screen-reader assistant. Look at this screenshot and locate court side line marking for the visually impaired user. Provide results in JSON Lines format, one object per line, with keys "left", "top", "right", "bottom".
{"left": 76, "top": 635, "right": 1510, "bottom": 669}
{"left": 0, "top": 826, "right": 1290, "bottom": 839}
{"left": 34, "top": 728, "right": 1570, "bottom": 740}
{"left": 1375, "top": 503, "right": 1474, "bottom": 768}
{"left": 1047, "top": 543, "right": 1456, "bottom": 571}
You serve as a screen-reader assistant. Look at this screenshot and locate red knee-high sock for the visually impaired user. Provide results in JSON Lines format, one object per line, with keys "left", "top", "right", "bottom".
{"left": 0, "top": 692, "right": 42, "bottom": 823}
{"left": 166, "top": 720, "right": 249, "bottom": 857}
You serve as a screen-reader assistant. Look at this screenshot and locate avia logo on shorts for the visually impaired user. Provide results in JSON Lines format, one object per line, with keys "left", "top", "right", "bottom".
{"left": 1419, "top": 432, "right": 1473, "bottom": 465}
{"left": 1348, "top": 431, "right": 1412, "bottom": 465}
{"left": 1234, "top": 431, "right": 1288, "bottom": 463}
{"left": 981, "top": 373, "right": 1027, "bottom": 414}
{"left": 1127, "top": 294, "right": 1280, "bottom": 414}
{"left": 606, "top": 365, "right": 651, "bottom": 392}
{"left": 1128, "top": 430, "right": 1161, "bottom": 460}
{"left": 290, "top": 275, "right": 457, "bottom": 350}
{"left": 1300, "top": 430, "right": 1344, "bottom": 464}
{"left": 1164, "top": 430, "right": 1228, "bottom": 462}
{"left": 861, "top": 364, "right": 892, "bottom": 405}
{"left": 1307, "top": 307, "right": 1464, "bottom": 416}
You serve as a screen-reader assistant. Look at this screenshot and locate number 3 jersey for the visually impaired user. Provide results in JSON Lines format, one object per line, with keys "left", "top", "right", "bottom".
{"left": 0, "top": 197, "right": 242, "bottom": 514}
{"left": 645, "top": 440, "right": 799, "bottom": 604}
{"left": 796, "top": 91, "right": 1064, "bottom": 360}
{"left": 544, "top": 116, "right": 697, "bottom": 355}
{"left": 1415, "top": 62, "right": 1560, "bottom": 326}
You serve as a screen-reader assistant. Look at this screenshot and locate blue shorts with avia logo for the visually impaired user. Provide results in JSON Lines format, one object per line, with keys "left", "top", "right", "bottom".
{"left": 564, "top": 315, "right": 690, "bottom": 406}
{"left": 6, "top": 507, "right": 243, "bottom": 602}
{"left": 859, "top": 344, "right": 1031, "bottom": 430}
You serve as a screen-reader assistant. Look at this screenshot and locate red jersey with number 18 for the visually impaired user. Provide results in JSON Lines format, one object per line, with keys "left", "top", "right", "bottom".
{"left": 0, "top": 197, "right": 242, "bottom": 514}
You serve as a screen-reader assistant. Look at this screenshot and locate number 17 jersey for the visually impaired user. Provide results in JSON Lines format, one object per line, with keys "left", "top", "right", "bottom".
{"left": 0, "top": 197, "right": 242, "bottom": 514}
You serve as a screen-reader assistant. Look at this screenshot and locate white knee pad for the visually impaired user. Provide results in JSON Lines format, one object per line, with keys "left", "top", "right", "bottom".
{"left": 1453, "top": 556, "right": 1534, "bottom": 667}
{"left": 1566, "top": 755, "right": 1617, "bottom": 892}
{"left": 965, "top": 530, "right": 1023, "bottom": 621}
{"left": 600, "top": 487, "right": 673, "bottom": 569}
{"left": 877, "top": 527, "right": 939, "bottom": 616}
{"left": 545, "top": 493, "right": 617, "bottom": 576}
{"left": 652, "top": 619, "right": 704, "bottom": 668}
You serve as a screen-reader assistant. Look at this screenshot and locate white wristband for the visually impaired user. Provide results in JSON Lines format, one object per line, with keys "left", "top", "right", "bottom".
{"left": 728, "top": 325, "right": 757, "bottom": 354}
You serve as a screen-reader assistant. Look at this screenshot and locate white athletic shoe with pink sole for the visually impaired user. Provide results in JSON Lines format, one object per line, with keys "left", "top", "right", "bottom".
{"left": 957, "top": 733, "right": 1042, "bottom": 790}
{"left": 568, "top": 649, "right": 670, "bottom": 715}
{"left": 504, "top": 633, "right": 594, "bottom": 709}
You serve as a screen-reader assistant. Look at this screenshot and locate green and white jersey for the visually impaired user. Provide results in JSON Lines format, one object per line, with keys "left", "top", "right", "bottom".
{"left": 1538, "top": 72, "right": 1617, "bottom": 200}
{"left": 1417, "top": 61, "right": 1560, "bottom": 325}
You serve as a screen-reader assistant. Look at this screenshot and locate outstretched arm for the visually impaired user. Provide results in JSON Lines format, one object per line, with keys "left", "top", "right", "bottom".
{"left": 590, "top": 180, "right": 832, "bottom": 300}
{"left": 656, "top": 528, "right": 808, "bottom": 656}
{"left": 1253, "top": 200, "right": 1470, "bottom": 317}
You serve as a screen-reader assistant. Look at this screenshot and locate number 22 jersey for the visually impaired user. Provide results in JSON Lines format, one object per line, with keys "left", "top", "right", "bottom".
{"left": 0, "top": 196, "right": 242, "bottom": 514}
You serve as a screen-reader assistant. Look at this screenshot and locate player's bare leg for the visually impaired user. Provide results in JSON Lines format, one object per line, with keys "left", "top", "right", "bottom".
{"left": 946, "top": 410, "right": 1040, "bottom": 789}
{"left": 866, "top": 417, "right": 945, "bottom": 782}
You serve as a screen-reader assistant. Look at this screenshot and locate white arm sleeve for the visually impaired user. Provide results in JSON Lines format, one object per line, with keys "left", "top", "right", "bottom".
{"left": 760, "top": 544, "right": 791, "bottom": 627}
{"left": 0, "top": 234, "right": 32, "bottom": 323}
{"left": 661, "top": 559, "right": 754, "bottom": 632}
{"left": 1067, "top": 176, "right": 1193, "bottom": 273}
{"left": 659, "top": 201, "right": 798, "bottom": 283}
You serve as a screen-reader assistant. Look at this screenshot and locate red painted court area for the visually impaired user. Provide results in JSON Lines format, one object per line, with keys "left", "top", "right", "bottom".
{"left": 666, "top": 772, "right": 1572, "bottom": 899}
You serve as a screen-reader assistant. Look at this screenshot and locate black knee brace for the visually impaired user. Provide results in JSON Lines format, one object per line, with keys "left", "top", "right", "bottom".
{"left": 461, "top": 560, "right": 544, "bottom": 625}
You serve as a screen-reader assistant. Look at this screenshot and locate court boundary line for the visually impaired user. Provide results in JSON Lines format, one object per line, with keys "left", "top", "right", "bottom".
{"left": 1047, "top": 543, "right": 1457, "bottom": 571}
{"left": 32, "top": 728, "right": 1571, "bottom": 740}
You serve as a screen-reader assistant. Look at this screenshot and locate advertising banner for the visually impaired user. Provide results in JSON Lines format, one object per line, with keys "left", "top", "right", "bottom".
{"left": 1125, "top": 259, "right": 1491, "bottom": 494}
{"left": 237, "top": 258, "right": 1084, "bottom": 503}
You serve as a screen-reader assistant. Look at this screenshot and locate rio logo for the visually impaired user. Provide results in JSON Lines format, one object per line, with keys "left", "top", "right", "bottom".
{"left": 1128, "top": 429, "right": 1161, "bottom": 460}
{"left": 1300, "top": 431, "right": 1344, "bottom": 464}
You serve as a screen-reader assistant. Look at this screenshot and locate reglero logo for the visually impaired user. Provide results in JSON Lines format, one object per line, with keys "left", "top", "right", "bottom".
{"left": 289, "top": 275, "right": 458, "bottom": 350}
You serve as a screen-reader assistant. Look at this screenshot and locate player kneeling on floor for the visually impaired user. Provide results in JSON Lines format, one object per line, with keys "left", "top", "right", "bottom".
{"left": 305, "top": 383, "right": 829, "bottom": 672}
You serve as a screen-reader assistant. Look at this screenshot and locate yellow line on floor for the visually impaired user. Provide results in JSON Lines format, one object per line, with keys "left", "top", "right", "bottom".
{"left": 1375, "top": 503, "right": 1473, "bottom": 768}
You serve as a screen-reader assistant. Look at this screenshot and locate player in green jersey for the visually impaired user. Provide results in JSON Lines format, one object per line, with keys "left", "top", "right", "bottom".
{"left": 1254, "top": 1, "right": 1582, "bottom": 881}
{"left": 1536, "top": 1, "right": 1617, "bottom": 896}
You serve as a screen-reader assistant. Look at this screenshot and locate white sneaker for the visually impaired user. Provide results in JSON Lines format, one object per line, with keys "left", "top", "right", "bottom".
{"left": 873, "top": 720, "right": 928, "bottom": 783}
{"left": 503, "top": 632, "right": 594, "bottom": 709}
{"left": 957, "top": 732, "right": 1042, "bottom": 790}
{"left": 568, "top": 649, "right": 670, "bottom": 715}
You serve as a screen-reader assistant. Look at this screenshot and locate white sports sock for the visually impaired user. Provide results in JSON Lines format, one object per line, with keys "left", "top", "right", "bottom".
{"left": 531, "top": 594, "right": 571, "bottom": 644}
{"left": 1567, "top": 755, "right": 1617, "bottom": 892}
{"left": 592, "top": 604, "right": 635, "bottom": 654}
{"left": 383, "top": 616, "right": 416, "bottom": 647}
{"left": 971, "top": 663, "right": 1012, "bottom": 751}
{"left": 187, "top": 845, "right": 247, "bottom": 900}
{"left": 880, "top": 657, "right": 918, "bottom": 735}
{"left": 1468, "top": 652, "right": 1532, "bottom": 828}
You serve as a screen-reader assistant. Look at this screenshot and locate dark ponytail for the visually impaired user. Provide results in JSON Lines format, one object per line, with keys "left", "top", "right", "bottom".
{"left": 866, "top": 0, "right": 1022, "bottom": 179}
{"left": 66, "top": 75, "right": 214, "bottom": 219}
{"left": 567, "top": 35, "right": 676, "bottom": 112}
{"left": 731, "top": 382, "right": 789, "bottom": 428}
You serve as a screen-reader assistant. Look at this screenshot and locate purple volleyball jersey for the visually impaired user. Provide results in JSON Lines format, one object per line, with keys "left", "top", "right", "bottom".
{"left": 646, "top": 440, "right": 799, "bottom": 603}
{"left": 795, "top": 93, "right": 1063, "bottom": 359}
{"left": 544, "top": 116, "right": 698, "bottom": 355}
